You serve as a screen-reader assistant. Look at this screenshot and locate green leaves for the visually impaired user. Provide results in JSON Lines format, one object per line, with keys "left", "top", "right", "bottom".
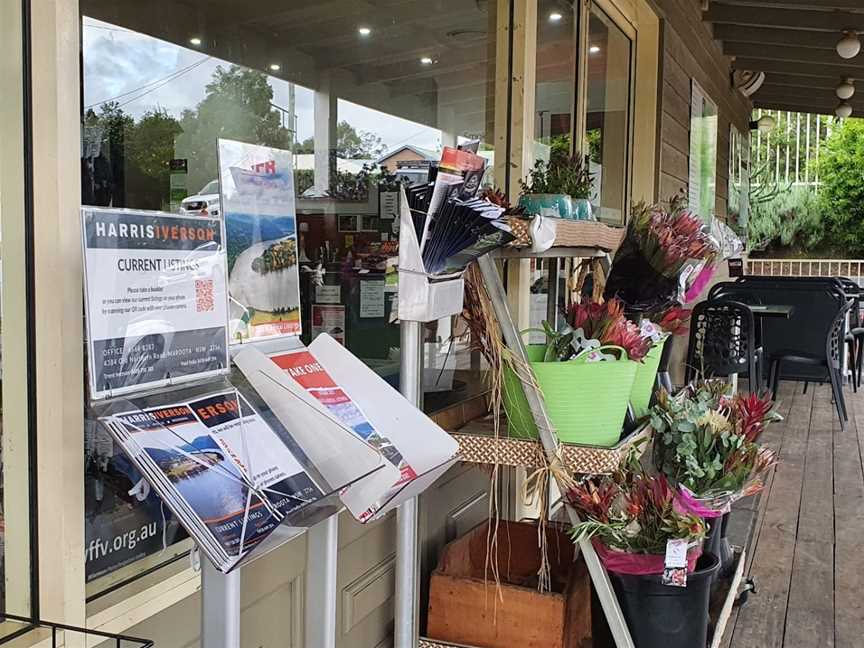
{"left": 520, "top": 155, "right": 594, "bottom": 199}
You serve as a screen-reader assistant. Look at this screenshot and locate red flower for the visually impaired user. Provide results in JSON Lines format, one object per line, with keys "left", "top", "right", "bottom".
{"left": 657, "top": 306, "right": 692, "bottom": 336}
{"left": 732, "top": 392, "right": 775, "bottom": 442}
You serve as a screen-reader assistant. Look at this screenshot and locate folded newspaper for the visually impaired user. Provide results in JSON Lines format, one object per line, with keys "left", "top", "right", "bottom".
{"left": 98, "top": 385, "right": 385, "bottom": 572}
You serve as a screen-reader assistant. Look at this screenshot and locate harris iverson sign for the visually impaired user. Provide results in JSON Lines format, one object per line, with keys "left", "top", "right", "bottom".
{"left": 82, "top": 207, "right": 231, "bottom": 400}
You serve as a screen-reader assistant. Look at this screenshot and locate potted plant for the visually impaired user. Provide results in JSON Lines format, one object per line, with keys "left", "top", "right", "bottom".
{"left": 650, "top": 381, "right": 780, "bottom": 575}
{"left": 518, "top": 154, "right": 594, "bottom": 221}
{"left": 501, "top": 299, "right": 644, "bottom": 446}
{"left": 569, "top": 456, "right": 718, "bottom": 648}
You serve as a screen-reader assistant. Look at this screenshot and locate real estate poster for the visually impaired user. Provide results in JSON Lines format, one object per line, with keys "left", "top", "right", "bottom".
{"left": 218, "top": 138, "right": 302, "bottom": 343}
{"left": 81, "top": 207, "right": 230, "bottom": 400}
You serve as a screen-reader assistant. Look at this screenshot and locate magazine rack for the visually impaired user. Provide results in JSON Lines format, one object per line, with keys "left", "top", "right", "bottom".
{"left": 94, "top": 371, "right": 395, "bottom": 648}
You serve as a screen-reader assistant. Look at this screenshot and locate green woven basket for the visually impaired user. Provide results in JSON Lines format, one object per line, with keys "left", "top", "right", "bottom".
{"left": 629, "top": 337, "right": 667, "bottom": 418}
{"left": 502, "top": 344, "right": 638, "bottom": 447}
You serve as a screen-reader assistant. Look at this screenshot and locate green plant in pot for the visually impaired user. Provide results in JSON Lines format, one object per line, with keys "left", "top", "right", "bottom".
{"left": 502, "top": 299, "right": 644, "bottom": 446}
{"left": 569, "top": 454, "right": 716, "bottom": 648}
{"left": 518, "top": 154, "right": 594, "bottom": 221}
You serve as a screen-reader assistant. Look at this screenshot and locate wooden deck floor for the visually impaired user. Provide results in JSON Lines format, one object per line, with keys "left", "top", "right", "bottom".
{"left": 722, "top": 381, "right": 864, "bottom": 648}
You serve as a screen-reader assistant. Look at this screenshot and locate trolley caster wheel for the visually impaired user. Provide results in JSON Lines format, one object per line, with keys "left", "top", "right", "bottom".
{"left": 735, "top": 578, "right": 757, "bottom": 607}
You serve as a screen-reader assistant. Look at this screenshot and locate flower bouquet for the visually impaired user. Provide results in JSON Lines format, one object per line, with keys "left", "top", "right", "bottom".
{"left": 650, "top": 380, "right": 781, "bottom": 515}
{"left": 569, "top": 454, "right": 706, "bottom": 575}
{"left": 569, "top": 455, "right": 719, "bottom": 648}
{"left": 604, "top": 194, "right": 719, "bottom": 311}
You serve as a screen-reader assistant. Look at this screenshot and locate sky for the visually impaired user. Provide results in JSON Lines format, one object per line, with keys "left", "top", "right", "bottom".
{"left": 82, "top": 17, "right": 443, "bottom": 154}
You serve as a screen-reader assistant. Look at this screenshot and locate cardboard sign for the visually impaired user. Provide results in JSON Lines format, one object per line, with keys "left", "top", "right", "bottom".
{"left": 81, "top": 207, "right": 230, "bottom": 400}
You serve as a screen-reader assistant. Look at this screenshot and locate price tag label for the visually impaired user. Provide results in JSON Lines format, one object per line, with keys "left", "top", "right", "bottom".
{"left": 662, "top": 538, "right": 689, "bottom": 587}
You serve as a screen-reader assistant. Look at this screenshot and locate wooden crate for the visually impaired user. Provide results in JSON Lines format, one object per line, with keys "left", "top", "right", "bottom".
{"left": 427, "top": 521, "right": 592, "bottom": 648}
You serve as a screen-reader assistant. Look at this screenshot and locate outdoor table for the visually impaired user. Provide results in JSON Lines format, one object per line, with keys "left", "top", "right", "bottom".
{"left": 745, "top": 304, "right": 794, "bottom": 319}
{"left": 736, "top": 304, "right": 794, "bottom": 391}
{"left": 744, "top": 303, "right": 794, "bottom": 353}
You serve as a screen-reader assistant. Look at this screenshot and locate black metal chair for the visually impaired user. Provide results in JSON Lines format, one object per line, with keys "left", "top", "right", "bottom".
{"left": 769, "top": 296, "right": 853, "bottom": 429}
{"left": 837, "top": 277, "right": 863, "bottom": 391}
{"left": 685, "top": 300, "right": 761, "bottom": 389}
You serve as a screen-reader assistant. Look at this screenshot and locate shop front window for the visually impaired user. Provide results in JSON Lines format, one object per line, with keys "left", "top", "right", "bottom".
{"left": 80, "top": 0, "right": 497, "bottom": 592}
{"left": 585, "top": 6, "right": 632, "bottom": 224}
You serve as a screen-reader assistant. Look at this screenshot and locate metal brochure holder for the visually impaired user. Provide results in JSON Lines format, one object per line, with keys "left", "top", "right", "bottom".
{"left": 93, "top": 373, "right": 390, "bottom": 648}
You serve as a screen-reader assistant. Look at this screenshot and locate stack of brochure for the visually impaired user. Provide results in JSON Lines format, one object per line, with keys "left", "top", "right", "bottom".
{"left": 100, "top": 388, "right": 330, "bottom": 572}
{"left": 405, "top": 146, "right": 515, "bottom": 276}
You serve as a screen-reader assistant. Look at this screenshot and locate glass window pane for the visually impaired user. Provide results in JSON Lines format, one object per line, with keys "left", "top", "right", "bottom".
{"left": 586, "top": 8, "right": 632, "bottom": 224}
{"left": 80, "top": 0, "right": 498, "bottom": 591}
{"left": 535, "top": 1, "right": 576, "bottom": 160}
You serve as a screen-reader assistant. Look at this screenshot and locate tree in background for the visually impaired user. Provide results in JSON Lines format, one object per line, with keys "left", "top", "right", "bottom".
{"left": 294, "top": 120, "right": 385, "bottom": 159}
{"left": 816, "top": 117, "right": 864, "bottom": 255}
{"left": 83, "top": 102, "right": 182, "bottom": 210}
{"left": 176, "top": 64, "right": 292, "bottom": 192}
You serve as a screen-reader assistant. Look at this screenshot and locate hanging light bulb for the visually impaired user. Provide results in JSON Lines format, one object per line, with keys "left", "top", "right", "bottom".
{"left": 835, "top": 101, "right": 853, "bottom": 118}
{"left": 836, "top": 31, "right": 861, "bottom": 59}
{"left": 836, "top": 78, "right": 856, "bottom": 100}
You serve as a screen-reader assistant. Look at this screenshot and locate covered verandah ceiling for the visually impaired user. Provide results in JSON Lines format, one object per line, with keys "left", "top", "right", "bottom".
{"left": 703, "top": 0, "right": 864, "bottom": 116}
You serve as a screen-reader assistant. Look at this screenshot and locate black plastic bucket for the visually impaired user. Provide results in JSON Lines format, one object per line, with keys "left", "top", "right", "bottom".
{"left": 609, "top": 552, "right": 720, "bottom": 648}
{"left": 705, "top": 514, "right": 735, "bottom": 581}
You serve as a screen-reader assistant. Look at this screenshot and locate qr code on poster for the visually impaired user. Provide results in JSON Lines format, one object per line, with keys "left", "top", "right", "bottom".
{"left": 195, "top": 279, "right": 215, "bottom": 312}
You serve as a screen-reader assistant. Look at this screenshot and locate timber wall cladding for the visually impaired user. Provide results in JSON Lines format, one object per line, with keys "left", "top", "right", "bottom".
{"left": 653, "top": 0, "right": 752, "bottom": 218}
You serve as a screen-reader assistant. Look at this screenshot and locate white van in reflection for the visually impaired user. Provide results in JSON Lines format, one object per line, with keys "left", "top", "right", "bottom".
{"left": 179, "top": 180, "right": 220, "bottom": 216}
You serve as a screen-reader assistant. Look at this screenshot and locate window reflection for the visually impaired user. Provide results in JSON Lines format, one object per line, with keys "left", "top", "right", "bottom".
{"left": 81, "top": 0, "right": 497, "bottom": 591}
{"left": 586, "top": 8, "right": 632, "bottom": 224}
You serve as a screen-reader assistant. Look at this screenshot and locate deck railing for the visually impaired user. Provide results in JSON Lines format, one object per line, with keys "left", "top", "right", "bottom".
{"left": 745, "top": 258, "right": 864, "bottom": 285}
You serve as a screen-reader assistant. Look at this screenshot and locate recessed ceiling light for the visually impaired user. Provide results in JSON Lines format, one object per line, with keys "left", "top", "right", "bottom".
{"left": 549, "top": 12, "right": 563, "bottom": 22}
{"left": 589, "top": 45, "right": 601, "bottom": 54}
{"left": 836, "top": 30, "right": 861, "bottom": 59}
{"left": 420, "top": 56, "right": 434, "bottom": 65}
{"left": 358, "top": 26, "right": 371, "bottom": 36}
{"left": 189, "top": 37, "right": 202, "bottom": 46}
{"left": 269, "top": 63, "right": 281, "bottom": 72}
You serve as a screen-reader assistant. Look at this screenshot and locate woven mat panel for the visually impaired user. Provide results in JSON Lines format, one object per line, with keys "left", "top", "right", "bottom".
{"left": 419, "top": 640, "right": 479, "bottom": 648}
{"left": 454, "top": 425, "right": 651, "bottom": 475}
{"left": 553, "top": 220, "right": 625, "bottom": 255}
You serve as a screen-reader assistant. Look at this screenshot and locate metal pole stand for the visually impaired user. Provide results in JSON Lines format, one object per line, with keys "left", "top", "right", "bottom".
{"left": 201, "top": 556, "right": 241, "bottom": 648}
{"left": 394, "top": 320, "right": 423, "bottom": 648}
{"left": 304, "top": 514, "right": 339, "bottom": 648}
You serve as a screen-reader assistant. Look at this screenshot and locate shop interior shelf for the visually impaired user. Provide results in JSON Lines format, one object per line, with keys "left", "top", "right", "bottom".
{"left": 451, "top": 418, "right": 651, "bottom": 475}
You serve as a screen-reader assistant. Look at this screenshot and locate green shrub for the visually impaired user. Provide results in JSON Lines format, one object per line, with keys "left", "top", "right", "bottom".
{"left": 747, "top": 185, "right": 824, "bottom": 253}
{"left": 816, "top": 117, "right": 864, "bottom": 254}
